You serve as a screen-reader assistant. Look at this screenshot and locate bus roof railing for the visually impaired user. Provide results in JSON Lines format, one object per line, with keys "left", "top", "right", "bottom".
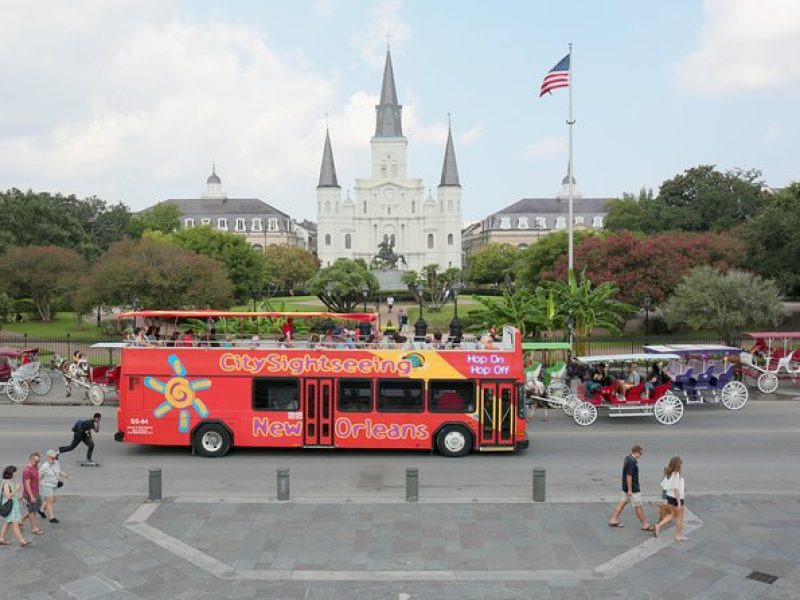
{"left": 115, "top": 310, "right": 377, "bottom": 323}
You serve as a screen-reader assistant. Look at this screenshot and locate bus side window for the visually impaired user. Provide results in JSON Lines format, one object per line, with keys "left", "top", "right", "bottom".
{"left": 338, "top": 379, "right": 372, "bottom": 412}
{"left": 429, "top": 380, "right": 475, "bottom": 413}
{"left": 253, "top": 378, "right": 299, "bottom": 411}
{"left": 377, "top": 380, "right": 424, "bottom": 413}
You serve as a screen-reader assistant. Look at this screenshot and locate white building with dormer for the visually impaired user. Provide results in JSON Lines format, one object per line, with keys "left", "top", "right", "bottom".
{"left": 316, "top": 48, "right": 463, "bottom": 272}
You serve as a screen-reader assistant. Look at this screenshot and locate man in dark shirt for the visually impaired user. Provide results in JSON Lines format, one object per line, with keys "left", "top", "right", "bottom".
{"left": 58, "top": 413, "right": 101, "bottom": 464}
{"left": 608, "top": 444, "right": 653, "bottom": 530}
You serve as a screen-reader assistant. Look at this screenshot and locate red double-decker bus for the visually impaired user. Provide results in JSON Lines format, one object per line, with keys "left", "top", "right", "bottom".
{"left": 114, "top": 311, "right": 528, "bottom": 457}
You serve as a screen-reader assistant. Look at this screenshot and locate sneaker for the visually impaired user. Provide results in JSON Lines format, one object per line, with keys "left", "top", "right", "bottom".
{"left": 38, "top": 510, "right": 47, "bottom": 519}
{"left": 49, "top": 518, "right": 60, "bottom": 524}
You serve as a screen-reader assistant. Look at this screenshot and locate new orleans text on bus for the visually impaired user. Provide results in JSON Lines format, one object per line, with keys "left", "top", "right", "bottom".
{"left": 112, "top": 310, "right": 528, "bottom": 457}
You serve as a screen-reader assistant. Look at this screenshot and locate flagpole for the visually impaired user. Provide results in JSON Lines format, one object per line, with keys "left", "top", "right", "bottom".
{"left": 567, "top": 42, "right": 575, "bottom": 274}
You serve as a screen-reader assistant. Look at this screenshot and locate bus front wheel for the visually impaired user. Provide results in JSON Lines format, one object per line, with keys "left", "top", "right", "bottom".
{"left": 436, "top": 426, "right": 473, "bottom": 458}
{"left": 193, "top": 423, "right": 231, "bottom": 458}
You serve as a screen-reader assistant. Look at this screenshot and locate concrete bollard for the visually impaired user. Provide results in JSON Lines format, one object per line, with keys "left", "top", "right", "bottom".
{"left": 532, "top": 468, "right": 546, "bottom": 502}
{"left": 406, "top": 467, "right": 419, "bottom": 502}
{"left": 148, "top": 468, "right": 162, "bottom": 503}
{"left": 277, "top": 468, "right": 290, "bottom": 501}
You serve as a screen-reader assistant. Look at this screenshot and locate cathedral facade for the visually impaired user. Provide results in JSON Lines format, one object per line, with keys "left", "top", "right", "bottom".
{"left": 316, "top": 49, "right": 463, "bottom": 272}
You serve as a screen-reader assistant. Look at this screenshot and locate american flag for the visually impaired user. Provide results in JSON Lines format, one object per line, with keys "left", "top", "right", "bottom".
{"left": 539, "top": 54, "right": 570, "bottom": 97}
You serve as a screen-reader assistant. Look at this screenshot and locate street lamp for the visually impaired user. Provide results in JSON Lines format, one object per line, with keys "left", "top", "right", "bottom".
{"left": 250, "top": 282, "right": 262, "bottom": 312}
{"left": 503, "top": 273, "right": 514, "bottom": 294}
{"left": 361, "top": 283, "right": 369, "bottom": 313}
{"left": 324, "top": 281, "right": 334, "bottom": 310}
{"left": 413, "top": 282, "right": 427, "bottom": 341}
{"left": 642, "top": 295, "right": 654, "bottom": 341}
{"left": 448, "top": 281, "right": 463, "bottom": 342}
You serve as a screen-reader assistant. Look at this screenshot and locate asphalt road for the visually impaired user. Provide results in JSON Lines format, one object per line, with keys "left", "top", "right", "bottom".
{"left": 0, "top": 401, "right": 798, "bottom": 501}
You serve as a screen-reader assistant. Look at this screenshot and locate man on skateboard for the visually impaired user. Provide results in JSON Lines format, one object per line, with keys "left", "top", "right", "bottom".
{"left": 58, "top": 413, "right": 101, "bottom": 466}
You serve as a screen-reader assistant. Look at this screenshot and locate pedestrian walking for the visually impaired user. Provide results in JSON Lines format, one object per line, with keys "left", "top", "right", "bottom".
{"left": 386, "top": 295, "right": 395, "bottom": 313}
{"left": 398, "top": 307, "right": 408, "bottom": 329}
{"left": 18, "top": 453, "right": 45, "bottom": 536}
{"left": 58, "top": 413, "right": 101, "bottom": 464}
{"left": 654, "top": 456, "right": 688, "bottom": 541}
{"left": 608, "top": 445, "right": 653, "bottom": 531}
{"left": 39, "top": 450, "right": 70, "bottom": 523}
{"left": 1, "top": 466, "right": 31, "bottom": 547}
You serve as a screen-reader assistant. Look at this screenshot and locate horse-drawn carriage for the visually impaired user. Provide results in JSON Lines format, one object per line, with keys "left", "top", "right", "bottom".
{"left": 521, "top": 341, "right": 573, "bottom": 417}
{"left": 643, "top": 344, "right": 749, "bottom": 410}
{"left": 738, "top": 332, "right": 800, "bottom": 394}
{"left": 565, "top": 353, "right": 685, "bottom": 427}
{"left": 0, "top": 347, "right": 53, "bottom": 403}
{"left": 52, "top": 343, "right": 122, "bottom": 406}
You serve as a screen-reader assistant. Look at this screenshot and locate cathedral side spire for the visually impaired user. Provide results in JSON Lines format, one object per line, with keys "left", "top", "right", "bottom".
{"left": 439, "top": 120, "right": 461, "bottom": 187}
{"left": 375, "top": 48, "right": 403, "bottom": 137}
{"left": 317, "top": 127, "right": 340, "bottom": 188}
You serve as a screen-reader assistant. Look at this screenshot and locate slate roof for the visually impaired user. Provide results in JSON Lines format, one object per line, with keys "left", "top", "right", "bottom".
{"left": 158, "top": 198, "right": 293, "bottom": 233}
{"left": 479, "top": 196, "right": 613, "bottom": 231}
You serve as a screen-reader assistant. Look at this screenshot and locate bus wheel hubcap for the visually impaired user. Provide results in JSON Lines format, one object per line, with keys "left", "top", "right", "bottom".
{"left": 443, "top": 431, "right": 465, "bottom": 453}
{"left": 202, "top": 432, "right": 222, "bottom": 452}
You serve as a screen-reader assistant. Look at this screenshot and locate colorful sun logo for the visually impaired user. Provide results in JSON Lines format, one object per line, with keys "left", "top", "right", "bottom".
{"left": 144, "top": 354, "right": 211, "bottom": 433}
{"left": 401, "top": 352, "right": 426, "bottom": 369}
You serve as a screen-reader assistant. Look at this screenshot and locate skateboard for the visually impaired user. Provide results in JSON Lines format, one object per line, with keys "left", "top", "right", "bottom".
{"left": 76, "top": 460, "right": 101, "bottom": 467}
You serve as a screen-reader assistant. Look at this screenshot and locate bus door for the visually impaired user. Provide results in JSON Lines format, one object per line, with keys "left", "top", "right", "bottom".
{"left": 478, "top": 382, "right": 515, "bottom": 448}
{"left": 303, "top": 379, "right": 334, "bottom": 446}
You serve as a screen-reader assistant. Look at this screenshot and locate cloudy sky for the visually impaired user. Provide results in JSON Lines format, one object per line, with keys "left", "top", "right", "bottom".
{"left": 1, "top": 0, "right": 798, "bottom": 221}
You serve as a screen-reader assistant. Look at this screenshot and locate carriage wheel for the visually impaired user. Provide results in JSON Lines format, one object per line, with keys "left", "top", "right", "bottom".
{"left": 757, "top": 372, "right": 778, "bottom": 394}
{"left": 573, "top": 401, "right": 598, "bottom": 426}
{"left": 546, "top": 382, "right": 569, "bottom": 408}
{"left": 88, "top": 385, "right": 105, "bottom": 406}
{"left": 654, "top": 393, "right": 684, "bottom": 425}
{"left": 562, "top": 393, "right": 579, "bottom": 416}
{"left": 6, "top": 378, "right": 30, "bottom": 404}
{"left": 30, "top": 370, "right": 53, "bottom": 395}
{"left": 720, "top": 381, "right": 748, "bottom": 410}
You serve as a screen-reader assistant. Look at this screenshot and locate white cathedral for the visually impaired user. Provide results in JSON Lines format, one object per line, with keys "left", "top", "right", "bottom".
{"left": 316, "top": 48, "right": 463, "bottom": 272}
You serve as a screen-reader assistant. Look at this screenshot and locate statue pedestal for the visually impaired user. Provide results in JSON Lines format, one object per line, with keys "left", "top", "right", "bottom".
{"left": 373, "top": 269, "right": 405, "bottom": 291}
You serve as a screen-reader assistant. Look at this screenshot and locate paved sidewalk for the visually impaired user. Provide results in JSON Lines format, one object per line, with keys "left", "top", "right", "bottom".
{"left": 0, "top": 494, "right": 798, "bottom": 599}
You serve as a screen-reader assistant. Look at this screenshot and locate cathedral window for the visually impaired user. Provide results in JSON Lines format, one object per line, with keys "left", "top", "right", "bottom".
{"left": 363, "top": 202, "right": 367, "bottom": 214}
{"left": 411, "top": 201, "right": 415, "bottom": 213}
{"left": 391, "top": 164, "right": 398, "bottom": 177}
{"left": 184, "top": 218, "right": 194, "bottom": 228}
{"left": 517, "top": 217, "right": 529, "bottom": 229}
{"left": 499, "top": 217, "right": 511, "bottom": 230}
{"left": 593, "top": 216, "right": 604, "bottom": 229}
{"left": 268, "top": 218, "right": 279, "bottom": 231}
{"left": 447, "top": 233, "right": 454, "bottom": 246}
{"left": 555, "top": 217, "right": 566, "bottom": 229}
{"left": 574, "top": 216, "right": 585, "bottom": 225}
{"left": 325, "top": 202, "right": 331, "bottom": 214}
{"left": 448, "top": 199, "right": 453, "bottom": 212}
{"left": 252, "top": 218, "right": 263, "bottom": 232}
{"left": 387, "top": 207, "right": 391, "bottom": 216}
{"left": 381, "top": 165, "right": 387, "bottom": 177}
{"left": 325, "top": 234, "right": 331, "bottom": 246}
{"left": 427, "top": 233, "right": 434, "bottom": 249}
{"left": 201, "top": 218, "right": 211, "bottom": 226}
{"left": 535, "top": 216, "right": 547, "bottom": 229}
{"left": 235, "top": 218, "right": 246, "bottom": 232}
{"left": 217, "top": 218, "right": 228, "bottom": 230}
{"left": 344, "top": 234, "right": 352, "bottom": 249}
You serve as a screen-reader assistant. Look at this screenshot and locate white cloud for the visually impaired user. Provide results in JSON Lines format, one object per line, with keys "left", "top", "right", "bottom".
{"left": 674, "top": 0, "right": 800, "bottom": 95}
{"left": 0, "top": 0, "right": 378, "bottom": 217}
{"left": 762, "top": 123, "right": 782, "bottom": 143}
{"left": 350, "top": 0, "right": 411, "bottom": 68}
{"left": 522, "top": 136, "right": 566, "bottom": 160}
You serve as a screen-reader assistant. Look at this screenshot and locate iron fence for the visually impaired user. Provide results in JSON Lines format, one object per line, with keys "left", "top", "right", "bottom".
{"left": 0, "top": 333, "right": 120, "bottom": 366}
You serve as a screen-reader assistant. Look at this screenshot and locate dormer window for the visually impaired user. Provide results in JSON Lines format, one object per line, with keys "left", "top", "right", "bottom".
{"left": 268, "top": 218, "right": 278, "bottom": 231}
{"left": 217, "top": 218, "right": 228, "bottom": 230}
{"left": 201, "top": 218, "right": 211, "bottom": 226}
{"left": 517, "top": 217, "right": 529, "bottom": 229}
{"left": 593, "top": 216, "right": 604, "bottom": 229}
{"left": 252, "top": 218, "right": 263, "bottom": 232}
{"left": 555, "top": 217, "right": 566, "bottom": 229}
{"left": 234, "top": 218, "right": 246, "bottom": 232}
{"left": 575, "top": 216, "right": 585, "bottom": 225}
{"left": 184, "top": 218, "right": 194, "bottom": 228}
{"left": 499, "top": 217, "right": 511, "bottom": 230}
{"left": 535, "top": 216, "right": 547, "bottom": 229}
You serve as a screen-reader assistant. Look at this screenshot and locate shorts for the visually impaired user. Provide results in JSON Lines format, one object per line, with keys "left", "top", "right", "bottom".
{"left": 621, "top": 491, "right": 643, "bottom": 507}
{"left": 666, "top": 496, "right": 684, "bottom": 507}
{"left": 24, "top": 496, "right": 41, "bottom": 513}
{"left": 40, "top": 485, "right": 56, "bottom": 498}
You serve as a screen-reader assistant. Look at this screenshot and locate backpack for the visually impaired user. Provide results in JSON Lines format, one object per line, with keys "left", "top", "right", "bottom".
{"left": 71, "top": 419, "right": 84, "bottom": 433}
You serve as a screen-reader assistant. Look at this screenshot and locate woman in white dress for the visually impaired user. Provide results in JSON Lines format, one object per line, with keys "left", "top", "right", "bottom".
{"left": 654, "top": 456, "right": 688, "bottom": 541}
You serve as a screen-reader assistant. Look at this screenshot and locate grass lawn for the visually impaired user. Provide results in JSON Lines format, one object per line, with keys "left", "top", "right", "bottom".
{"left": 1, "top": 312, "right": 104, "bottom": 339}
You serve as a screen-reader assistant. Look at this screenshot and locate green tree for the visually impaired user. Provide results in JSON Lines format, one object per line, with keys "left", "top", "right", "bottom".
{"left": 467, "top": 290, "right": 541, "bottom": 337}
{"left": 744, "top": 183, "right": 800, "bottom": 296}
{"left": 402, "top": 265, "right": 461, "bottom": 311}
{"left": 127, "top": 203, "right": 182, "bottom": 237}
{"left": 515, "top": 230, "right": 596, "bottom": 288}
{"left": 306, "top": 258, "right": 379, "bottom": 312}
{"left": 465, "top": 244, "right": 519, "bottom": 286}
{"left": 664, "top": 266, "right": 783, "bottom": 345}
{"left": 0, "top": 246, "right": 86, "bottom": 321}
{"left": 166, "top": 227, "right": 269, "bottom": 302}
{"left": 263, "top": 245, "right": 319, "bottom": 292}
{"left": 75, "top": 238, "right": 234, "bottom": 312}
{"left": 0, "top": 292, "right": 13, "bottom": 326}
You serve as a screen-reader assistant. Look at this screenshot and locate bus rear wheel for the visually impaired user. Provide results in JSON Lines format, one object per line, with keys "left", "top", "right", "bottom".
{"left": 193, "top": 423, "right": 231, "bottom": 458}
{"left": 436, "top": 426, "right": 473, "bottom": 457}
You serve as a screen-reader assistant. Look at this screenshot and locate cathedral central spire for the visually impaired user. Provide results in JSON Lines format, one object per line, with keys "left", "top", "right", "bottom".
{"left": 375, "top": 48, "right": 403, "bottom": 137}
{"left": 317, "top": 127, "right": 339, "bottom": 188}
